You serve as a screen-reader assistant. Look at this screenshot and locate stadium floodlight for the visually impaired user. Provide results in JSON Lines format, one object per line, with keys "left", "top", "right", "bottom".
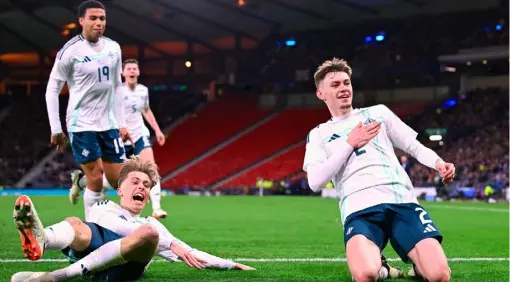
{"left": 429, "top": 135, "right": 442, "bottom": 141}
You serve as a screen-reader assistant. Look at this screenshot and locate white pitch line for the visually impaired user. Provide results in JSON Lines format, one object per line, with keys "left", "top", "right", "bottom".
{"left": 425, "top": 205, "right": 509, "bottom": 213}
{"left": 0, "top": 257, "right": 507, "bottom": 263}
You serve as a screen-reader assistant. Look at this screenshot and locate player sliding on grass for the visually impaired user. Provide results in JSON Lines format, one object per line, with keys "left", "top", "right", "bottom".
{"left": 70, "top": 58, "right": 168, "bottom": 219}
{"left": 304, "top": 58, "right": 454, "bottom": 282}
{"left": 11, "top": 157, "right": 254, "bottom": 282}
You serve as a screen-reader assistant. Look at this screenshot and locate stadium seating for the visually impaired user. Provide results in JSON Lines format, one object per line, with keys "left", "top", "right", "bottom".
{"left": 154, "top": 95, "right": 271, "bottom": 177}
{"left": 221, "top": 142, "right": 306, "bottom": 188}
{"left": 164, "top": 109, "right": 331, "bottom": 188}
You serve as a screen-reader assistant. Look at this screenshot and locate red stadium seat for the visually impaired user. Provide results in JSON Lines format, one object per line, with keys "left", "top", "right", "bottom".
{"left": 153, "top": 95, "right": 271, "bottom": 177}
{"left": 164, "top": 109, "right": 331, "bottom": 187}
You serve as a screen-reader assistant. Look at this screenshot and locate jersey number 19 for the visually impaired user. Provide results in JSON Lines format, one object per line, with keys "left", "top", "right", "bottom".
{"left": 97, "top": 66, "right": 110, "bottom": 82}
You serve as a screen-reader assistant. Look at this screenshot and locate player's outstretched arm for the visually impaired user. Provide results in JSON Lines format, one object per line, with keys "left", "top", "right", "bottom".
{"left": 148, "top": 218, "right": 256, "bottom": 270}
{"left": 380, "top": 105, "right": 456, "bottom": 184}
{"left": 161, "top": 241, "right": 256, "bottom": 271}
{"left": 304, "top": 122, "right": 381, "bottom": 192}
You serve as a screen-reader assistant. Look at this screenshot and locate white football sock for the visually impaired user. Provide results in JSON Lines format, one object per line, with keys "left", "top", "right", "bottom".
{"left": 102, "top": 174, "right": 114, "bottom": 190}
{"left": 51, "top": 239, "right": 126, "bottom": 281}
{"left": 84, "top": 188, "right": 104, "bottom": 221}
{"left": 150, "top": 182, "right": 162, "bottom": 211}
{"left": 44, "top": 221, "right": 75, "bottom": 250}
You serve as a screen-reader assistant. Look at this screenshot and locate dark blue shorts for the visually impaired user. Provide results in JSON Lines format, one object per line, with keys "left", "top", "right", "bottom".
{"left": 124, "top": 136, "right": 152, "bottom": 158}
{"left": 343, "top": 203, "right": 443, "bottom": 263}
{"left": 69, "top": 129, "right": 126, "bottom": 164}
{"left": 62, "top": 222, "right": 148, "bottom": 281}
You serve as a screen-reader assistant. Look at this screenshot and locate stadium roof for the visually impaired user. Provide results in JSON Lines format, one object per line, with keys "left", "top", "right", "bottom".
{"left": 0, "top": 0, "right": 500, "bottom": 55}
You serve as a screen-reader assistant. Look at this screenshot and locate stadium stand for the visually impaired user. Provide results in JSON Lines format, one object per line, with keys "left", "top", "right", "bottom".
{"left": 153, "top": 95, "right": 272, "bottom": 177}
{"left": 221, "top": 141, "right": 306, "bottom": 189}
{"left": 0, "top": 2, "right": 507, "bottom": 204}
{"left": 409, "top": 88, "right": 509, "bottom": 195}
{"left": 163, "top": 108, "right": 331, "bottom": 187}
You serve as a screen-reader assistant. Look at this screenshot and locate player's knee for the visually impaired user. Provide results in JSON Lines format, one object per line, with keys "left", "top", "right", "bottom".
{"left": 65, "top": 216, "right": 83, "bottom": 227}
{"left": 131, "top": 224, "right": 159, "bottom": 248}
{"left": 423, "top": 264, "right": 451, "bottom": 282}
{"left": 64, "top": 217, "right": 91, "bottom": 249}
{"left": 351, "top": 265, "right": 380, "bottom": 282}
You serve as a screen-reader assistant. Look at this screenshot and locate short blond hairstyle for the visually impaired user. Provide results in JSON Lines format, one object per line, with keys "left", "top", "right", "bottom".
{"left": 313, "top": 58, "right": 352, "bottom": 88}
{"left": 118, "top": 156, "right": 160, "bottom": 188}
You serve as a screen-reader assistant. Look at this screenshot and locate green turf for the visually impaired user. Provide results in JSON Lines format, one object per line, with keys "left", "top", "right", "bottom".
{"left": 1, "top": 196, "right": 508, "bottom": 281}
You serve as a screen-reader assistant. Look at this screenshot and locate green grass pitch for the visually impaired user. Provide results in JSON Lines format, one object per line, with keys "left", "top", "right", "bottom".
{"left": 0, "top": 196, "right": 508, "bottom": 281}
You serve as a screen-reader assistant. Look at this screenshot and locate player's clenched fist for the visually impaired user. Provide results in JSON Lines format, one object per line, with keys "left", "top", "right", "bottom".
{"left": 346, "top": 121, "right": 381, "bottom": 149}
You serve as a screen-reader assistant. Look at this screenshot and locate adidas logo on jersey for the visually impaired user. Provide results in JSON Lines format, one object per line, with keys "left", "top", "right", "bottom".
{"left": 423, "top": 224, "right": 437, "bottom": 233}
{"left": 327, "top": 133, "right": 341, "bottom": 142}
{"left": 75, "top": 56, "right": 92, "bottom": 63}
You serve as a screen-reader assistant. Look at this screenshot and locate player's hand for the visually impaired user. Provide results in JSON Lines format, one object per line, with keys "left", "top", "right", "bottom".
{"left": 155, "top": 130, "right": 166, "bottom": 146}
{"left": 50, "top": 133, "right": 68, "bottom": 153}
{"left": 346, "top": 121, "right": 381, "bottom": 149}
{"left": 170, "top": 243, "right": 206, "bottom": 269}
{"left": 119, "top": 127, "right": 134, "bottom": 147}
{"left": 435, "top": 160, "right": 455, "bottom": 184}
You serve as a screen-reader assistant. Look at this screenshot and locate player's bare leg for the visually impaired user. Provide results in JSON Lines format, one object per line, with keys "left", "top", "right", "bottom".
{"left": 103, "top": 161, "right": 123, "bottom": 189}
{"left": 77, "top": 159, "right": 106, "bottom": 220}
{"left": 407, "top": 238, "right": 450, "bottom": 282}
{"left": 346, "top": 235, "right": 384, "bottom": 282}
{"left": 138, "top": 147, "right": 167, "bottom": 219}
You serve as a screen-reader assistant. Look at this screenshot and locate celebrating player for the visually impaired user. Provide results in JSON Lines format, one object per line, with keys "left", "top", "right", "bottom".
{"left": 11, "top": 157, "right": 254, "bottom": 282}
{"left": 45, "top": 0, "right": 133, "bottom": 220}
{"left": 303, "top": 58, "right": 454, "bottom": 282}
{"left": 71, "top": 58, "right": 168, "bottom": 219}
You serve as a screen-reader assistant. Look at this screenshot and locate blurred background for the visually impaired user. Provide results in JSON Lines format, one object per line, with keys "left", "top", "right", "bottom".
{"left": 0, "top": 0, "right": 508, "bottom": 203}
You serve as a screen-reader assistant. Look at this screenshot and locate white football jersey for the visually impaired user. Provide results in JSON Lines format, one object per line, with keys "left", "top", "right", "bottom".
{"left": 87, "top": 200, "right": 179, "bottom": 260}
{"left": 88, "top": 199, "right": 157, "bottom": 229}
{"left": 50, "top": 35, "right": 123, "bottom": 133}
{"left": 120, "top": 84, "right": 151, "bottom": 145}
{"left": 303, "top": 105, "right": 420, "bottom": 224}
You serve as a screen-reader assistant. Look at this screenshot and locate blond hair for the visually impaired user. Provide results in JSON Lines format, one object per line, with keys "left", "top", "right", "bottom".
{"left": 118, "top": 156, "right": 159, "bottom": 188}
{"left": 313, "top": 58, "right": 352, "bottom": 88}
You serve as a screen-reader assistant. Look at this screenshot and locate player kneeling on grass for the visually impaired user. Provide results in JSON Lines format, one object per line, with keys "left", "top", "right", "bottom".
{"left": 304, "top": 58, "right": 454, "bottom": 282}
{"left": 11, "top": 156, "right": 254, "bottom": 282}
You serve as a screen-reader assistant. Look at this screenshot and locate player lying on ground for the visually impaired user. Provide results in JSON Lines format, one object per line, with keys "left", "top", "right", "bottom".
{"left": 71, "top": 58, "right": 168, "bottom": 219}
{"left": 46, "top": 0, "right": 133, "bottom": 221}
{"left": 12, "top": 157, "right": 254, "bottom": 282}
{"left": 304, "top": 58, "right": 454, "bottom": 282}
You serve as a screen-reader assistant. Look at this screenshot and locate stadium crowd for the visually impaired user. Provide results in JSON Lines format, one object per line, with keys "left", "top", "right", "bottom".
{"left": 408, "top": 87, "right": 509, "bottom": 197}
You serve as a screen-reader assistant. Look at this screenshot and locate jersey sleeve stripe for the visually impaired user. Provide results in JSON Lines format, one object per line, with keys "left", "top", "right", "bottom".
{"left": 57, "top": 35, "right": 83, "bottom": 59}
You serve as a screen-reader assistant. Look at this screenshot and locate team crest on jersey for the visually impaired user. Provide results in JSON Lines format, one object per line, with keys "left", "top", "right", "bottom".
{"left": 363, "top": 118, "right": 376, "bottom": 126}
